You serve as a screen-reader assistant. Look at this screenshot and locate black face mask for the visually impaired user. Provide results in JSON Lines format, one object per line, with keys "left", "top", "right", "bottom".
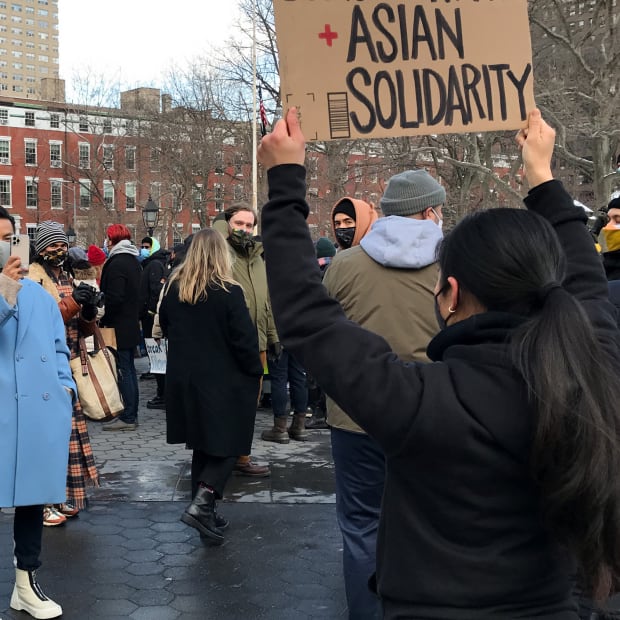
{"left": 434, "top": 292, "right": 448, "bottom": 330}
{"left": 335, "top": 227, "right": 356, "bottom": 249}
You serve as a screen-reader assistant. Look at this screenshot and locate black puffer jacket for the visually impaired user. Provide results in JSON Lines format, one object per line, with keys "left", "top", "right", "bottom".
{"left": 261, "top": 165, "right": 620, "bottom": 620}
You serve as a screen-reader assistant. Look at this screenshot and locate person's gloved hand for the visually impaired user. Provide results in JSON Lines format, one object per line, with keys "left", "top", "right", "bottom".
{"left": 267, "top": 342, "right": 283, "bottom": 363}
{"left": 72, "top": 282, "right": 97, "bottom": 305}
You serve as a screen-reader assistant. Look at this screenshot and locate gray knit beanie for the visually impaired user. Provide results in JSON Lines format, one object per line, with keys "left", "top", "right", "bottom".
{"left": 35, "top": 220, "right": 68, "bottom": 254}
{"left": 380, "top": 169, "right": 446, "bottom": 216}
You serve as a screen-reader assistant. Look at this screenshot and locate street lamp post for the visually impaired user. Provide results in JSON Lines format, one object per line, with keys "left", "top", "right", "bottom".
{"left": 142, "top": 195, "right": 160, "bottom": 237}
{"left": 66, "top": 226, "right": 76, "bottom": 246}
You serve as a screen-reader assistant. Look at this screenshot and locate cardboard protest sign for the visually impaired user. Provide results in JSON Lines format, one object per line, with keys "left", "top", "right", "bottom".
{"left": 145, "top": 338, "right": 167, "bottom": 375}
{"left": 274, "top": 0, "right": 535, "bottom": 141}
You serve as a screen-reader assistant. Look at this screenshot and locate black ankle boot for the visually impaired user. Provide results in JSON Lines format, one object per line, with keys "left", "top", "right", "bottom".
{"left": 181, "top": 487, "right": 224, "bottom": 543}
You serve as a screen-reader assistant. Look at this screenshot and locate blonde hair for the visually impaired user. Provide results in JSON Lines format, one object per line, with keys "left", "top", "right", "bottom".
{"left": 167, "top": 228, "right": 237, "bottom": 304}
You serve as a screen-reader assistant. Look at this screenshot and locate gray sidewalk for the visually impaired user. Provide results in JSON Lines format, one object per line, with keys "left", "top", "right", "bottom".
{"left": 1, "top": 358, "right": 345, "bottom": 619}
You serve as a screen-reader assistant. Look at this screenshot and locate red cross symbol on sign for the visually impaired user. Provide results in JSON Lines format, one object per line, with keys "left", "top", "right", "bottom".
{"left": 318, "top": 24, "right": 338, "bottom": 47}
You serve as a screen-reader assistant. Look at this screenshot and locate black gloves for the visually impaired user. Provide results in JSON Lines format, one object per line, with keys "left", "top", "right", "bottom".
{"left": 72, "top": 282, "right": 96, "bottom": 305}
{"left": 72, "top": 282, "right": 104, "bottom": 308}
{"left": 267, "top": 342, "right": 283, "bottom": 364}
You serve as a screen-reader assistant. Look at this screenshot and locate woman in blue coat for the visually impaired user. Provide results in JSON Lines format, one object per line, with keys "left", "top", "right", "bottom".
{"left": 0, "top": 207, "right": 73, "bottom": 619}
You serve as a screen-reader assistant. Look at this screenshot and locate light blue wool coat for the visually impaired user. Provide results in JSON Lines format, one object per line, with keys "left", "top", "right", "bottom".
{"left": 0, "top": 278, "right": 74, "bottom": 507}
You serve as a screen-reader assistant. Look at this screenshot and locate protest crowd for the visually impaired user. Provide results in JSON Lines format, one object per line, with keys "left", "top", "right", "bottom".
{"left": 0, "top": 106, "right": 618, "bottom": 620}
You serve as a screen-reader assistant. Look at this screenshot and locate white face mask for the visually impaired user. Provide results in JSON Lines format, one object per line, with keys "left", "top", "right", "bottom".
{"left": 431, "top": 208, "right": 443, "bottom": 231}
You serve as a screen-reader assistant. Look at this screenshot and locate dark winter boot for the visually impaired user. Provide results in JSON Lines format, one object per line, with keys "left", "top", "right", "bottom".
{"left": 288, "top": 413, "right": 309, "bottom": 441}
{"left": 305, "top": 409, "right": 329, "bottom": 430}
{"left": 10, "top": 568, "right": 62, "bottom": 619}
{"left": 181, "top": 486, "right": 224, "bottom": 544}
{"left": 261, "top": 416, "right": 290, "bottom": 443}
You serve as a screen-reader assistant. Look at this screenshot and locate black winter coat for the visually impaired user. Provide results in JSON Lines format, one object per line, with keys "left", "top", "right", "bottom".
{"left": 159, "top": 282, "right": 263, "bottom": 456}
{"left": 603, "top": 250, "right": 620, "bottom": 281}
{"left": 99, "top": 252, "right": 142, "bottom": 349}
{"left": 261, "top": 166, "right": 620, "bottom": 620}
{"left": 139, "top": 250, "right": 170, "bottom": 318}
{"left": 609, "top": 280, "right": 620, "bottom": 328}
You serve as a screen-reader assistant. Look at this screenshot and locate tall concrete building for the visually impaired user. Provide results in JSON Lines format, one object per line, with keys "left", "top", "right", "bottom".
{"left": 0, "top": 0, "right": 59, "bottom": 99}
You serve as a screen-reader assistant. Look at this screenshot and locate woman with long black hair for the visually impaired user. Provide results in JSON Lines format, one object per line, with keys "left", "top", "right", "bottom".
{"left": 257, "top": 109, "right": 620, "bottom": 619}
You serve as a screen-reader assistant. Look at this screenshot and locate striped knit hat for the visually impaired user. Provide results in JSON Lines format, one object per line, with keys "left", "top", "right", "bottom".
{"left": 35, "top": 220, "right": 68, "bottom": 254}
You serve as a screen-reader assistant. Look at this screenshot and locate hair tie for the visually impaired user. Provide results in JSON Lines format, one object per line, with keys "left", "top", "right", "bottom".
{"left": 538, "top": 283, "right": 563, "bottom": 303}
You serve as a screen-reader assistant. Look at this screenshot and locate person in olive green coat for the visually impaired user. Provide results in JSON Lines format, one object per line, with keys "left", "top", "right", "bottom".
{"left": 213, "top": 205, "right": 279, "bottom": 477}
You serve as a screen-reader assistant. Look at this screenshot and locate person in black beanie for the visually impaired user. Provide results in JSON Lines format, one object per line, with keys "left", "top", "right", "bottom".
{"left": 331, "top": 197, "right": 377, "bottom": 250}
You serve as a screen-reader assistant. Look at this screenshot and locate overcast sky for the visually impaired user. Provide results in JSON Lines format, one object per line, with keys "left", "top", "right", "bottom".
{"left": 58, "top": 1, "right": 241, "bottom": 100}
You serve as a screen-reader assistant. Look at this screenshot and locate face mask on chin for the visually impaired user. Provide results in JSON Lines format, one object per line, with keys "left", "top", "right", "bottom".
{"left": 42, "top": 248, "right": 67, "bottom": 267}
{"left": 335, "top": 227, "right": 356, "bottom": 249}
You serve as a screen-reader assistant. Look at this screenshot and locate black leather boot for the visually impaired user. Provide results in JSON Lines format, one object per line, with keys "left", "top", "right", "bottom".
{"left": 181, "top": 487, "right": 224, "bottom": 543}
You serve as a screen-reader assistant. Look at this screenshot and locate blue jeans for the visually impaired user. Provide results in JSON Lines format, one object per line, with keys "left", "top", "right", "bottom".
{"left": 268, "top": 350, "right": 307, "bottom": 418}
{"left": 331, "top": 427, "right": 384, "bottom": 620}
{"left": 116, "top": 348, "right": 139, "bottom": 423}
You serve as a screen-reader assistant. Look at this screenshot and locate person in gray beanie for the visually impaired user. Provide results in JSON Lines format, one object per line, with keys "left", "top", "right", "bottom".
{"left": 380, "top": 169, "right": 446, "bottom": 223}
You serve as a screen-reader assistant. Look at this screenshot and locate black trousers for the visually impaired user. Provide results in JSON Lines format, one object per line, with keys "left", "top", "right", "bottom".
{"left": 190, "top": 452, "right": 237, "bottom": 500}
{"left": 14, "top": 505, "right": 43, "bottom": 571}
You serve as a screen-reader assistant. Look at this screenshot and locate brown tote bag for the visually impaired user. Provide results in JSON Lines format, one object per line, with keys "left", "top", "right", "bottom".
{"left": 70, "top": 326, "right": 124, "bottom": 421}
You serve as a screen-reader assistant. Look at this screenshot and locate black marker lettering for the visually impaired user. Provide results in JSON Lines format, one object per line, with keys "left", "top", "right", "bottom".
{"left": 488, "top": 64, "right": 509, "bottom": 120}
{"left": 445, "top": 64, "right": 468, "bottom": 125}
{"left": 397, "top": 4, "right": 409, "bottom": 61}
{"left": 422, "top": 68, "right": 446, "bottom": 125}
{"left": 482, "top": 65, "right": 494, "bottom": 121}
{"left": 435, "top": 8, "right": 464, "bottom": 59}
{"left": 374, "top": 70, "right": 398, "bottom": 128}
{"left": 461, "top": 63, "right": 485, "bottom": 122}
{"left": 396, "top": 69, "right": 420, "bottom": 128}
{"left": 347, "top": 5, "right": 378, "bottom": 63}
{"left": 412, "top": 6, "right": 437, "bottom": 61}
{"left": 346, "top": 67, "right": 377, "bottom": 133}
{"left": 373, "top": 4, "right": 398, "bottom": 63}
{"left": 506, "top": 63, "right": 532, "bottom": 120}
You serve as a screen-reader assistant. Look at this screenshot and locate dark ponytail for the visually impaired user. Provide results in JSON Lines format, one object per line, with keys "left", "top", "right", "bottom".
{"left": 438, "top": 208, "right": 620, "bottom": 598}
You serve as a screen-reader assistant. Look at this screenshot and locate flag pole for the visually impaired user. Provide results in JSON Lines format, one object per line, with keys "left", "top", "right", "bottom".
{"left": 251, "top": 0, "right": 258, "bottom": 214}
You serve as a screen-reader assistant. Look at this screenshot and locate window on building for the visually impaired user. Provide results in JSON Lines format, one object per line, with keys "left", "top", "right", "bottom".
{"left": 26, "top": 223, "right": 37, "bottom": 241}
{"left": 0, "top": 138, "right": 9, "bottom": 163}
{"left": 149, "top": 182, "right": 160, "bottom": 202}
{"left": 215, "top": 150, "right": 223, "bottom": 174}
{"left": 0, "top": 109, "right": 6, "bottom": 125}
{"left": 103, "top": 180, "right": 114, "bottom": 209}
{"left": 78, "top": 142, "right": 89, "bottom": 169}
{"left": 49, "top": 141, "right": 60, "bottom": 167}
{"left": 24, "top": 110, "right": 34, "bottom": 126}
{"left": 125, "top": 182, "right": 136, "bottom": 211}
{"left": 150, "top": 147, "right": 160, "bottom": 172}
{"left": 78, "top": 115, "right": 88, "bottom": 132}
{"left": 192, "top": 186, "right": 203, "bottom": 211}
{"left": 213, "top": 183, "right": 223, "bottom": 212}
{"left": 50, "top": 178, "right": 61, "bottom": 209}
{"left": 234, "top": 154, "right": 243, "bottom": 177}
{"left": 308, "top": 157, "right": 318, "bottom": 180}
{"left": 49, "top": 111, "right": 59, "bottom": 128}
{"left": 172, "top": 223, "right": 183, "bottom": 245}
{"left": 25, "top": 177, "right": 37, "bottom": 208}
{"left": 125, "top": 146, "right": 135, "bottom": 171}
{"left": 0, "top": 177, "right": 10, "bottom": 206}
{"left": 102, "top": 144, "right": 113, "bottom": 169}
{"left": 79, "top": 180, "right": 90, "bottom": 209}
{"left": 171, "top": 185, "right": 181, "bottom": 212}
{"left": 102, "top": 117, "right": 112, "bottom": 134}
{"left": 24, "top": 139, "right": 36, "bottom": 165}
{"left": 233, "top": 183, "right": 244, "bottom": 201}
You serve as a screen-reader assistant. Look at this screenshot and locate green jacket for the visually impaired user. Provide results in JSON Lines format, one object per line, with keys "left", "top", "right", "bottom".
{"left": 229, "top": 239, "right": 278, "bottom": 352}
